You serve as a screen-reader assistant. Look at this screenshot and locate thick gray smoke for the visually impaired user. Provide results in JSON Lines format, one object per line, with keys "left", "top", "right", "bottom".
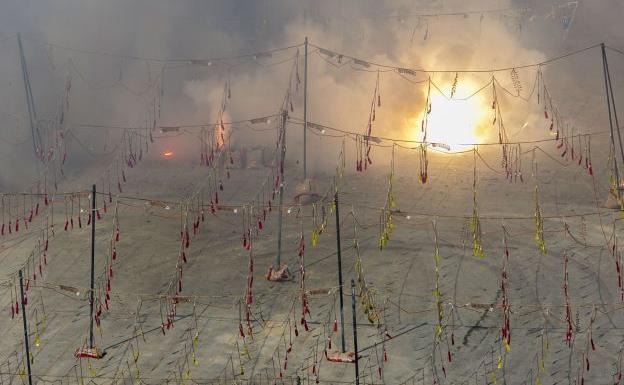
{"left": 0, "top": 0, "right": 623, "bottom": 189}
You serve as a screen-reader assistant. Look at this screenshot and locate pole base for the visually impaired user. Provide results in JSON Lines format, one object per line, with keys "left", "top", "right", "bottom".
{"left": 266, "top": 264, "right": 292, "bottom": 282}
{"left": 74, "top": 347, "right": 103, "bottom": 359}
{"left": 325, "top": 349, "right": 356, "bottom": 363}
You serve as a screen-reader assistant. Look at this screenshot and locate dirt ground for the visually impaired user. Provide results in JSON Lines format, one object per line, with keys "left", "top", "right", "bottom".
{"left": 0, "top": 132, "right": 622, "bottom": 385}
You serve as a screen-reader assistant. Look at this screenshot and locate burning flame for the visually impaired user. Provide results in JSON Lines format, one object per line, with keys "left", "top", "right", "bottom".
{"left": 163, "top": 151, "right": 174, "bottom": 158}
{"left": 412, "top": 81, "right": 488, "bottom": 152}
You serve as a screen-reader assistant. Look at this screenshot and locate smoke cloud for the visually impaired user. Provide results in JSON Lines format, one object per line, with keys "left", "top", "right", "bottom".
{"left": 0, "top": 0, "right": 622, "bottom": 188}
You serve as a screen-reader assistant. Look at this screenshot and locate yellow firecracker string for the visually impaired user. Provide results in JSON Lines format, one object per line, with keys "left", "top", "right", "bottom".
{"left": 534, "top": 186, "right": 547, "bottom": 255}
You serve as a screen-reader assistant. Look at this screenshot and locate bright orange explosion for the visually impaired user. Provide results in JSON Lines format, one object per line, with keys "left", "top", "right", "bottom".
{"left": 411, "top": 81, "right": 488, "bottom": 152}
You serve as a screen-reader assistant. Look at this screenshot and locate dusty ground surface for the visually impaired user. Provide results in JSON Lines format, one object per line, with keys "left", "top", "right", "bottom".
{"left": 0, "top": 133, "right": 621, "bottom": 385}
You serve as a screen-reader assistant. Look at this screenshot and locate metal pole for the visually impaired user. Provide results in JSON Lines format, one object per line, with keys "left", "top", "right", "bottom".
{"left": 350, "top": 279, "right": 360, "bottom": 385}
{"left": 601, "top": 43, "right": 621, "bottom": 199}
{"left": 89, "top": 184, "right": 96, "bottom": 348}
{"left": 303, "top": 37, "right": 308, "bottom": 180}
{"left": 334, "top": 192, "right": 346, "bottom": 352}
{"left": 275, "top": 112, "right": 287, "bottom": 267}
{"left": 604, "top": 45, "right": 624, "bottom": 177}
{"left": 160, "top": 66, "right": 165, "bottom": 121}
{"left": 17, "top": 33, "right": 39, "bottom": 162}
{"left": 19, "top": 270, "right": 33, "bottom": 385}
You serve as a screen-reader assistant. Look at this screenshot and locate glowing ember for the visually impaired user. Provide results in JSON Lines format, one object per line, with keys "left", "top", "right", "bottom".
{"left": 412, "top": 81, "right": 487, "bottom": 152}
{"left": 163, "top": 151, "right": 174, "bottom": 158}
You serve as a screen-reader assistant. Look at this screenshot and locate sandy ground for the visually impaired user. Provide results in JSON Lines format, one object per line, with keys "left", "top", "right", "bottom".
{"left": 0, "top": 134, "right": 622, "bottom": 385}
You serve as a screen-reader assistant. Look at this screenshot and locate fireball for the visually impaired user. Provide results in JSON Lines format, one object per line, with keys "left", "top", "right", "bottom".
{"left": 412, "top": 81, "right": 488, "bottom": 152}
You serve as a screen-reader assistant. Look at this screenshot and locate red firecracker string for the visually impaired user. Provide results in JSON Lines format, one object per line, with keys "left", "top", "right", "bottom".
{"left": 563, "top": 254, "right": 574, "bottom": 346}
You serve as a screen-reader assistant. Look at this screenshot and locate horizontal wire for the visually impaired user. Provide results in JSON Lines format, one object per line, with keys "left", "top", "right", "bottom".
{"left": 310, "top": 42, "right": 601, "bottom": 74}
{"left": 21, "top": 35, "right": 303, "bottom": 64}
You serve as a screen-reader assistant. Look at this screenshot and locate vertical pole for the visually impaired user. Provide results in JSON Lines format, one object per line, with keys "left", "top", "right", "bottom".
{"left": 19, "top": 270, "right": 33, "bottom": 385}
{"left": 604, "top": 45, "right": 624, "bottom": 180}
{"left": 275, "top": 112, "right": 287, "bottom": 267}
{"left": 160, "top": 66, "right": 165, "bottom": 121}
{"left": 601, "top": 43, "right": 621, "bottom": 199}
{"left": 303, "top": 37, "right": 308, "bottom": 180}
{"left": 17, "top": 33, "right": 39, "bottom": 163}
{"left": 89, "top": 184, "right": 96, "bottom": 348}
{"left": 350, "top": 279, "right": 360, "bottom": 385}
{"left": 334, "top": 192, "right": 346, "bottom": 352}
